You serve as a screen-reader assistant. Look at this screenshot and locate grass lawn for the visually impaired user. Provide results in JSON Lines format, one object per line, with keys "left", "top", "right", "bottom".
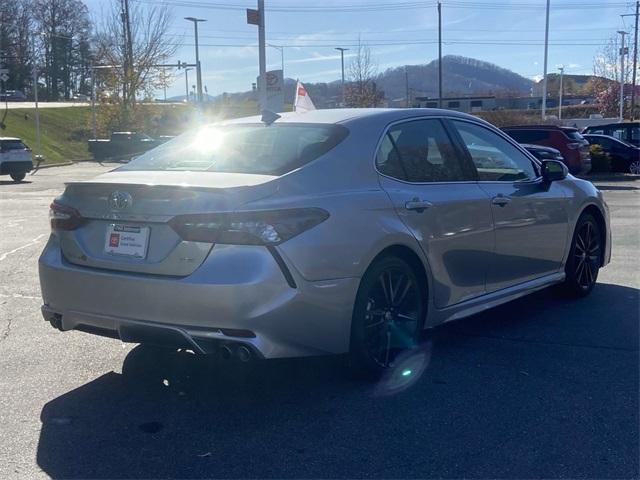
{"left": 1, "top": 107, "right": 94, "bottom": 164}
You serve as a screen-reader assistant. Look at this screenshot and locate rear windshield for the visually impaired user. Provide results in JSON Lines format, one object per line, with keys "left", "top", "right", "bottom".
{"left": 1, "top": 140, "right": 27, "bottom": 151}
{"left": 120, "top": 123, "right": 349, "bottom": 175}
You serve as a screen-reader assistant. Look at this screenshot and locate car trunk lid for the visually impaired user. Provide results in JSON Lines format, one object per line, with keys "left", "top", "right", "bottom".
{"left": 57, "top": 170, "right": 278, "bottom": 276}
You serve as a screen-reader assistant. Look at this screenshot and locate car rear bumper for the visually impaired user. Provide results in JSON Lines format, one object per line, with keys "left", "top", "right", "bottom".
{"left": 39, "top": 235, "right": 359, "bottom": 359}
{"left": 0, "top": 160, "right": 33, "bottom": 175}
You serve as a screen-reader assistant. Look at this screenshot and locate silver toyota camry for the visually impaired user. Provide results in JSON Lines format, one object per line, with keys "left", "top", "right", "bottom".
{"left": 39, "top": 109, "right": 611, "bottom": 376}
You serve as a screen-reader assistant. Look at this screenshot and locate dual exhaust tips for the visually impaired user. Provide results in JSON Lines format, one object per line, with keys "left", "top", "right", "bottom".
{"left": 220, "top": 344, "right": 253, "bottom": 362}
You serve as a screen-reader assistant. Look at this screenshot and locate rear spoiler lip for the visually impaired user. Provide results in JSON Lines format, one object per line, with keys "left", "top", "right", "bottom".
{"left": 63, "top": 180, "right": 278, "bottom": 193}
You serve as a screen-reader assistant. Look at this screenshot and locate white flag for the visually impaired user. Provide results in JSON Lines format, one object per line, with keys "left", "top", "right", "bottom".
{"left": 294, "top": 81, "right": 316, "bottom": 113}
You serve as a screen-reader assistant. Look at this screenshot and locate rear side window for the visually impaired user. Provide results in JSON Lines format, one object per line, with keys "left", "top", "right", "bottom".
{"left": 376, "top": 119, "right": 470, "bottom": 182}
{"left": 121, "top": 123, "right": 349, "bottom": 175}
{"left": 564, "top": 130, "right": 584, "bottom": 141}
{"left": 453, "top": 120, "right": 537, "bottom": 182}
{"left": 1, "top": 140, "right": 27, "bottom": 151}
{"left": 503, "top": 129, "right": 548, "bottom": 143}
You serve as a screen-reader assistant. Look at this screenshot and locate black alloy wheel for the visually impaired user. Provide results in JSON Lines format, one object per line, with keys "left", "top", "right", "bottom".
{"left": 564, "top": 213, "right": 602, "bottom": 297}
{"left": 350, "top": 256, "right": 425, "bottom": 377}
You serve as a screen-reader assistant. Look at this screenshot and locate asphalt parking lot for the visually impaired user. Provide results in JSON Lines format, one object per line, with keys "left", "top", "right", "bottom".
{"left": 0, "top": 163, "right": 638, "bottom": 479}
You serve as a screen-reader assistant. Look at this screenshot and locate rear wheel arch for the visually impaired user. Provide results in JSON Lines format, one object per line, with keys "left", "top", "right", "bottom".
{"left": 365, "top": 244, "right": 430, "bottom": 306}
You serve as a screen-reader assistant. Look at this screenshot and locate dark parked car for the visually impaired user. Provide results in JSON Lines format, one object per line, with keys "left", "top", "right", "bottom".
{"left": 583, "top": 134, "right": 640, "bottom": 174}
{"left": 88, "top": 132, "right": 173, "bottom": 160}
{"left": 583, "top": 122, "right": 639, "bottom": 147}
{"left": 502, "top": 125, "right": 591, "bottom": 175}
{"left": 521, "top": 143, "right": 564, "bottom": 163}
{"left": 0, "top": 90, "right": 27, "bottom": 101}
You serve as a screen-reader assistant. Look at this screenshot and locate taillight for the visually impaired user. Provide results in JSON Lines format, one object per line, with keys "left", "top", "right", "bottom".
{"left": 49, "top": 202, "right": 84, "bottom": 231}
{"left": 169, "top": 208, "right": 329, "bottom": 245}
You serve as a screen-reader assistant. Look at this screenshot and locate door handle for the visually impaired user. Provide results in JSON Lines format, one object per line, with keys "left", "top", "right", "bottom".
{"left": 405, "top": 198, "right": 433, "bottom": 212}
{"left": 491, "top": 195, "right": 512, "bottom": 207}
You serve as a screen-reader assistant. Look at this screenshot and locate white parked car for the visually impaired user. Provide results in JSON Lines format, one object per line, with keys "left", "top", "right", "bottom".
{"left": 0, "top": 137, "right": 33, "bottom": 182}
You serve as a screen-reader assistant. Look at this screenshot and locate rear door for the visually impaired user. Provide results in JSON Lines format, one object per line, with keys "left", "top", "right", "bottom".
{"left": 450, "top": 119, "right": 569, "bottom": 292}
{"left": 376, "top": 117, "right": 494, "bottom": 308}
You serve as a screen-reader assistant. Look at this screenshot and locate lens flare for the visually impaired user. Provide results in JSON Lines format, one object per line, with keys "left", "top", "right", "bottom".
{"left": 373, "top": 341, "right": 432, "bottom": 397}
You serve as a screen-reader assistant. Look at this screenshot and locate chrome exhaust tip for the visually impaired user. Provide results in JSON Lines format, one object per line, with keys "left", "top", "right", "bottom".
{"left": 220, "top": 345, "right": 233, "bottom": 360}
{"left": 237, "top": 345, "right": 252, "bottom": 362}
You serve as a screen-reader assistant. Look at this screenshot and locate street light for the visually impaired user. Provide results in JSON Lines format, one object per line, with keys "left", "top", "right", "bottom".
{"left": 558, "top": 66, "right": 564, "bottom": 120}
{"left": 185, "top": 17, "right": 206, "bottom": 103}
{"left": 335, "top": 47, "right": 349, "bottom": 106}
{"left": 618, "top": 30, "right": 628, "bottom": 121}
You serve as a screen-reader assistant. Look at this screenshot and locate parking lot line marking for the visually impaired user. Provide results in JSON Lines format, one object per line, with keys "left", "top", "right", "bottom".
{"left": 0, "top": 234, "right": 47, "bottom": 262}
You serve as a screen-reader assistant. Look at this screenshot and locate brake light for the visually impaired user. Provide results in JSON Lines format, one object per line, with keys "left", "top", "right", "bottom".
{"left": 49, "top": 202, "right": 84, "bottom": 231}
{"left": 169, "top": 208, "right": 329, "bottom": 245}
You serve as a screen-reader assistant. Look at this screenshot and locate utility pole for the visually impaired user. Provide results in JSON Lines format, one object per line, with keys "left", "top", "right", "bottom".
{"left": 405, "top": 67, "right": 410, "bottom": 108}
{"left": 618, "top": 30, "right": 628, "bottom": 121}
{"left": 185, "top": 17, "right": 206, "bottom": 103}
{"left": 541, "top": 0, "right": 550, "bottom": 119}
{"left": 438, "top": 1, "right": 443, "bottom": 108}
{"left": 335, "top": 47, "right": 348, "bottom": 106}
{"left": 558, "top": 66, "right": 564, "bottom": 120}
{"left": 184, "top": 68, "right": 192, "bottom": 103}
{"left": 257, "top": 0, "right": 267, "bottom": 112}
{"left": 623, "top": 2, "right": 639, "bottom": 120}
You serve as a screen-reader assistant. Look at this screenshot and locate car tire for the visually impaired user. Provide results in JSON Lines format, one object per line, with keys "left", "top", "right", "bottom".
{"left": 10, "top": 172, "right": 26, "bottom": 182}
{"left": 349, "top": 255, "right": 426, "bottom": 379}
{"left": 562, "top": 213, "right": 602, "bottom": 297}
{"left": 629, "top": 160, "right": 640, "bottom": 175}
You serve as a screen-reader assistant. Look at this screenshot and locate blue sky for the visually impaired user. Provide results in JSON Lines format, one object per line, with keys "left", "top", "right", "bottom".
{"left": 84, "top": 0, "right": 637, "bottom": 98}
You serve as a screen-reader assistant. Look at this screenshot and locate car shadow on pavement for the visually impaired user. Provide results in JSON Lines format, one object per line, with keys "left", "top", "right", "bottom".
{"left": 0, "top": 180, "right": 32, "bottom": 185}
{"left": 36, "top": 282, "right": 639, "bottom": 479}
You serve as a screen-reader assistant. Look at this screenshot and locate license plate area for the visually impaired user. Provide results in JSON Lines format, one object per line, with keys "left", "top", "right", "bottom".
{"left": 104, "top": 224, "right": 150, "bottom": 259}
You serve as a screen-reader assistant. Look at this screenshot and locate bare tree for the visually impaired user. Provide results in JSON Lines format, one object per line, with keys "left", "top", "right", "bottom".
{"left": 592, "top": 36, "right": 634, "bottom": 117}
{"left": 345, "top": 40, "right": 381, "bottom": 107}
{"left": 95, "top": 0, "right": 178, "bottom": 108}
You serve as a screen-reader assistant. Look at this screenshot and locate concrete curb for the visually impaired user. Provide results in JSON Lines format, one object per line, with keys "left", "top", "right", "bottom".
{"left": 32, "top": 161, "right": 75, "bottom": 170}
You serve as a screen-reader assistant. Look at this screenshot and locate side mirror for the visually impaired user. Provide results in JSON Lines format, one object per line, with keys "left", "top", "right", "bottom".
{"left": 541, "top": 159, "right": 568, "bottom": 182}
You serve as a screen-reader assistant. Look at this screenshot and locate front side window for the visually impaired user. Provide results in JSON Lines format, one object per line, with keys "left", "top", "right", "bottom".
{"left": 375, "top": 119, "right": 469, "bottom": 182}
{"left": 453, "top": 120, "right": 537, "bottom": 182}
{"left": 120, "top": 123, "right": 349, "bottom": 176}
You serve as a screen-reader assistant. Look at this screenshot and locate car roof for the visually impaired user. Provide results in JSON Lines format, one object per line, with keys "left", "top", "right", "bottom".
{"left": 0, "top": 137, "right": 22, "bottom": 141}
{"left": 584, "top": 122, "right": 639, "bottom": 128}
{"left": 520, "top": 143, "right": 560, "bottom": 152}
{"left": 502, "top": 125, "right": 578, "bottom": 131}
{"left": 221, "top": 108, "right": 483, "bottom": 126}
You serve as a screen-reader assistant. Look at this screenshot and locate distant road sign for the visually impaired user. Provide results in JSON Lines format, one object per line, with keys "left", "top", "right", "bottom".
{"left": 0, "top": 73, "right": 9, "bottom": 82}
{"left": 246, "top": 8, "right": 260, "bottom": 25}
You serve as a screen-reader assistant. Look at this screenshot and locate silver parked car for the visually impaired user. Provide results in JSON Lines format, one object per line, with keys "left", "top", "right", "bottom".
{"left": 39, "top": 109, "right": 611, "bottom": 376}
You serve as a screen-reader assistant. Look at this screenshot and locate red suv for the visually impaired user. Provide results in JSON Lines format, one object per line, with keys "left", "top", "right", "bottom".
{"left": 502, "top": 125, "right": 591, "bottom": 175}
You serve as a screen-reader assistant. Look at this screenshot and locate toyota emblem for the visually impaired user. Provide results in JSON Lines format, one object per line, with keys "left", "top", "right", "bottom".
{"left": 108, "top": 191, "right": 133, "bottom": 210}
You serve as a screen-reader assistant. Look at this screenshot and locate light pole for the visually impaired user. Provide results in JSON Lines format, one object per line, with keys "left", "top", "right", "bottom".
{"left": 31, "top": 35, "right": 42, "bottom": 156}
{"left": 335, "top": 47, "right": 348, "bottom": 106}
{"left": 558, "top": 66, "right": 564, "bottom": 120}
{"left": 618, "top": 30, "right": 628, "bottom": 121}
{"left": 184, "top": 68, "right": 192, "bottom": 103}
{"left": 185, "top": 17, "right": 206, "bottom": 103}
{"left": 541, "top": 0, "right": 550, "bottom": 119}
